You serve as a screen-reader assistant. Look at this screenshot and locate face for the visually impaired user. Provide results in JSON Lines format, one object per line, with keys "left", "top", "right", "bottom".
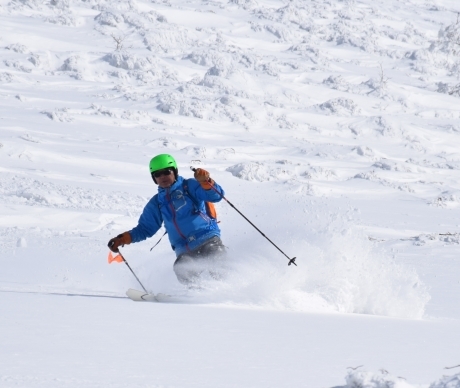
{"left": 153, "top": 168, "right": 176, "bottom": 188}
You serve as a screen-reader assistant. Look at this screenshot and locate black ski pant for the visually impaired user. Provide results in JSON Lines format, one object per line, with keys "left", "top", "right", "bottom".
{"left": 173, "top": 236, "right": 226, "bottom": 285}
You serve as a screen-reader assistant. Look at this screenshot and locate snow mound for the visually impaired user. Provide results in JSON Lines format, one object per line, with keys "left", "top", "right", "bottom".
{"left": 316, "top": 98, "right": 362, "bottom": 116}
{"left": 226, "top": 160, "right": 340, "bottom": 184}
{"left": 342, "top": 370, "right": 460, "bottom": 388}
{"left": 226, "top": 162, "right": 276, "bottom": 182}
{"left": 411, "top": 232, "right": 460, "bottom": 246}
{"left": 103, "top": 53, "right": 161, "bottom": 72}
{"left": 144, "top": 26, "right": 192, "bottom": 53}
{"left": 430, "top": 373, "right": 460, "bottom": 388}
{"left": 226, "top": 161, "right": 301, "bottom": 182}
{"left": 345, "top": 369, "right": 414, "bottom": 388}
{"left": 6, "top": 43, "right": 29, "bottom": 53}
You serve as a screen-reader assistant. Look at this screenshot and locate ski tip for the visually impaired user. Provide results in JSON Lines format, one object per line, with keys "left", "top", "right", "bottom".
{"left": 126, "top": 288, "right": 157, "bottom": 302}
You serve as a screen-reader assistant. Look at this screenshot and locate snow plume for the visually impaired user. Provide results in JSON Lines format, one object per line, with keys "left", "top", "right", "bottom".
{"left": 185, "top": 211, "right": 429, "bottom": 319}
{"left": 301, "top": 220, "right": 430, "bottom": 318}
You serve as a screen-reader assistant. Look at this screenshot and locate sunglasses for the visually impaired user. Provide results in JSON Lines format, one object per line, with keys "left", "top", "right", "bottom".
{"left": 152, "top": 168, "right": 174, "bottom": 178}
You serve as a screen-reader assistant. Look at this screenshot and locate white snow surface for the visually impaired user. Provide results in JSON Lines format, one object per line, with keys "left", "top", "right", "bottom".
{"left": 1, "top": 0, "right": 460, "bottom": 386}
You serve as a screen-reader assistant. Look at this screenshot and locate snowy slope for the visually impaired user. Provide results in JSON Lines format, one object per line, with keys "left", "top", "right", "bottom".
{"left": 1, "top": 0, "right": 460, "bottom": 387}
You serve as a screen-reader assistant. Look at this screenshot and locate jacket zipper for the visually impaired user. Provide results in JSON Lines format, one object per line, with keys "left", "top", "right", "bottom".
{"left": 166, "top": 188, "right": 190, "bottom": 252}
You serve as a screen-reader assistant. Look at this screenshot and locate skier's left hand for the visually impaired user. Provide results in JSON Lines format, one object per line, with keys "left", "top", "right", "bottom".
{"left": 194, "top": 168, "right": 214, "bottom": 189}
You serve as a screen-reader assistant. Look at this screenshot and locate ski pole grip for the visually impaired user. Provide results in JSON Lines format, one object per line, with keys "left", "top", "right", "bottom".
{"left": 190, "top": 166, "right": 214, "bottom": 186}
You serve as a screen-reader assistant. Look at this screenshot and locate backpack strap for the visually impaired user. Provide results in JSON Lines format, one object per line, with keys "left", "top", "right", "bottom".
{"left": 182, "top": 179, "right": 200, "bottom": 210}
{"left": 182, "top": 179, "right": 217, "bottom": 221}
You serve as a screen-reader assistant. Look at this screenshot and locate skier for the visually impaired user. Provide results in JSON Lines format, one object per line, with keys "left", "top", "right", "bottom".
{"left": 108, "top": 154, "right": 226, "bottom": 285}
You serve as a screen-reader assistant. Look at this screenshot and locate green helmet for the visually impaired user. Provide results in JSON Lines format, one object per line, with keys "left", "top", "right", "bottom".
{"left": 149, "top": 154, "right": 179, "bottom": 184}
{"left": 149, "top": 154, "right": 177, "bottom": 173}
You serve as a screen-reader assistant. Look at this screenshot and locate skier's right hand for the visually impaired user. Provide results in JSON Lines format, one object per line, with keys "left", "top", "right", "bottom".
{"left": 108, "top": 232, "right": 132, "bottom": 253}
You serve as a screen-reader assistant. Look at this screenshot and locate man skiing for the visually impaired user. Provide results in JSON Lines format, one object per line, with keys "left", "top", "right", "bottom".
{"left": 108, "top": 154, "right": 226, "bottom": 284}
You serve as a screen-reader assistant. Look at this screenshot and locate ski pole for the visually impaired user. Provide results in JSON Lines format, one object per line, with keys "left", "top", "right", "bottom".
{"left": 116, "top": 249, "right": 149, "bottom": 293}
{"left": 191, "top": 167, "right": 297, "bottom": 266}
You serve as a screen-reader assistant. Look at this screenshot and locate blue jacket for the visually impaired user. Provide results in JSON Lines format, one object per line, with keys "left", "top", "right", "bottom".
{"left": 129, "top": 176, "right": 224, "bottom": 256}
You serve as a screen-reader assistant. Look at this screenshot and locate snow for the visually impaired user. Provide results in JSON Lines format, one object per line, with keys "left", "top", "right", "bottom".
{"left": 1, "top": 0, "right": 460, "bottom": 386}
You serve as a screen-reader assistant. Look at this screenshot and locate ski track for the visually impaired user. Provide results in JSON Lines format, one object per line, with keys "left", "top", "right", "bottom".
{"left": 1, "top": 0, "right": 460, "bottom": 387}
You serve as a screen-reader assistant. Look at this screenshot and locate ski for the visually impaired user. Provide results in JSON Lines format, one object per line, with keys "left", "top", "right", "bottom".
{"left": 0, "top": 289, "right": 126, "bottom": 300}
{"left": 126, "top": 288, "right": 172, "bottom": 302}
